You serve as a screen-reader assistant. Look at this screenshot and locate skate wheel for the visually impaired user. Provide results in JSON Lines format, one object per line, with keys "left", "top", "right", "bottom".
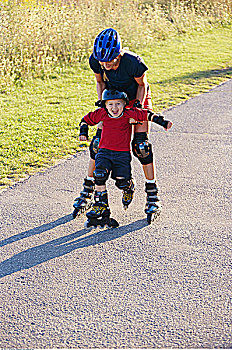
{"left": 123, "top": 205, "right": 128, "bottom": 210}
{"left": 84, "top": 220, "right": 90, "bottom": 228}
{"left": 110, "top": 218, "right": 119, "bottom": 228}
{"left": 154, "top": 211, "right": 161, "bottom": 220}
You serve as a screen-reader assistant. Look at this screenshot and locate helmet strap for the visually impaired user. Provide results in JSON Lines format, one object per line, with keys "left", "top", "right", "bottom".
{"left": 102, "top": 71, "right": 109, "bottom": 82}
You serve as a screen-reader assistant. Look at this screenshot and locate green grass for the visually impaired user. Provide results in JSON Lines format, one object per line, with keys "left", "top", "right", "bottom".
{"left": 141, "top": 25, "right": 232, "bottom": 108}
{"left": 0, "top": 25, "right": 232, "bottom": 189}
{"left": 1, "top": 0, "right": 231, "bottom": 88}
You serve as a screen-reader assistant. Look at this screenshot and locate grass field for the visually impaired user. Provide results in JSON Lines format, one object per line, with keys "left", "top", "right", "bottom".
{"left": 0, "top": 24, "right": 232, "bottom": 189}
{"left": 1, "top": 0, "right": 231, "bottom": 89}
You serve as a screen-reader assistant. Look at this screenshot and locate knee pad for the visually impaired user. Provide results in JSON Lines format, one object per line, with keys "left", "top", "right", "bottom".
{"left": 132, "top": 132, "right": 153, "bottom": 165}
{"left": 89, "top": 129, "right": 102, "bottom": 160}
{"left": 115, "top": 178, "right": 134, "bottom": 191}
{"left": 89, "top": 136, "right": 100, "bottom": 160}
{"left": 93, "top": 167, "right": 109, "bottom": 186}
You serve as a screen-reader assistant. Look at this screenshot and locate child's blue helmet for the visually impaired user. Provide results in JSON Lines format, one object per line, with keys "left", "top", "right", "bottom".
{"left": 101, "top": 89, "right": 129, "bottom": 105}
{"left": 93, "top": 28, "right": 121, "bottom": 62}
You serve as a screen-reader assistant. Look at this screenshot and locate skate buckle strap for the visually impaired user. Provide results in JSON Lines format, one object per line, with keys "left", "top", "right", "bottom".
{"left": 80, "top": 190, "right": 92, "bottom": 199}
{"left": 83, "top": 185, "right": 94, "bottom": 190}
{"left": 147, "top": 194, "right": 159, "bottom": 201}
{"left": 73, "top": 197, "right": 87, "bottom": 208}
{"left": 146, "top": 188, "right": 158, "bottom": 193}
{"left": 92, "top": 202, "right": 108, "bottom": 211}
{"left": 148, "top": 203, "right": 161, "bottom": 209}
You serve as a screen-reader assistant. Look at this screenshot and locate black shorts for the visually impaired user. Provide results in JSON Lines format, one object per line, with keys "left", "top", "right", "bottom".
{"left": 95, "top": 148, "right": 132, "bottom": 180}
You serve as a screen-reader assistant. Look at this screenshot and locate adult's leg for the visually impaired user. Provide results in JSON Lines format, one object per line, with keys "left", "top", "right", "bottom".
{"left": 87, "top": 158, "right": 96, "bottom": 178}
{"left": 87, "top": 127, "right": 102, "bottom": 177}
{"left": 132, "top": 91, "right": 161, "bottom": 214}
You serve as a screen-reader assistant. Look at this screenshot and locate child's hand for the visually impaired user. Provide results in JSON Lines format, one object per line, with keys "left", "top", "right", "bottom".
{"left": 129, "top": 118, "right": 136, "bottom": 124}
{"left": 79, "top": 135, "right": 88, "bottom": 141}
{"left": 129, "top": 118, "right": 142, "bottom": 125}
{"left": 165, "top": 121, "right": 173, "bottom": 130}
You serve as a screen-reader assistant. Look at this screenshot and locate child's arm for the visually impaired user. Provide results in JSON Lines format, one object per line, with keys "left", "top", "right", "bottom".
{"left": 147, "top": 110, "right": 173, "bottom": 130}
{"left": 79, "top": 118, "right": 89, "bottom": 141}
{"left": 79, "top": 109, "right": 104, "bottom": 141}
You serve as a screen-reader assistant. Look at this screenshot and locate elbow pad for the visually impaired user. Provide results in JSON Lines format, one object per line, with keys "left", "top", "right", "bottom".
{"left": 133, "top": 99, "right": 142, "bottom": 108}
{"left": 79, "top": 118, "right": 89, "bottom": 138}
{"left": 147, "top": 110, "right": 169, "bottom": 129}
{"left": 95, "top": 100, "right": 103, "bottom": 108}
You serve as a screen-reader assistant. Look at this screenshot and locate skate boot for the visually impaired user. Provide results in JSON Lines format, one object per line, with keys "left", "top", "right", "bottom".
{"left": 72, "top": 178, "right": 95, "bottom": 219}
{"left": 122, "top": 179, "right": 135, "bottom": 210}
{"left": 145, "top": 182, "right": 162, "bottom": 224}
{"left": 85, "top": 191, "right": 119, "bottom": 229}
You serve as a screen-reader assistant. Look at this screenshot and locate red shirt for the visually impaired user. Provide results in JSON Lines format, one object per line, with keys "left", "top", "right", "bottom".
{"left": 83, "top": 108, "right": 148, "bottom": 151}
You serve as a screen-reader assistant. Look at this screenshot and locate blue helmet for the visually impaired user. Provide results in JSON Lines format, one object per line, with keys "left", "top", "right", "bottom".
{"left": 93, "top": 28, "right": 121, "bottom": 62}
{"left": 101, "top": 89, "right": 129, "bottom": 105}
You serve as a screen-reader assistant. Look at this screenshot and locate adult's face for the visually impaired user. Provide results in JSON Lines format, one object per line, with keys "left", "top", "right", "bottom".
{"left": 100, "top": 55, "right": 120, "bottom": 70}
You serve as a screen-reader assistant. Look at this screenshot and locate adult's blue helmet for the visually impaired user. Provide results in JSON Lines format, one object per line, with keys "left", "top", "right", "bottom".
{"left": 93, "top": 28, "right": 121, "bottom": 62}
{"left": 101, "top": 89, "right": 129, "bottom": 106}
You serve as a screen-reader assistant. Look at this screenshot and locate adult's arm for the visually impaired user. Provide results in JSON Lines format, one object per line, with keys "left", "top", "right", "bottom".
{"left": 94, "top": 73, "right": 106, "bottom": 100}
{"left": 134, "top": 72, "right": 148, "bottom": 106}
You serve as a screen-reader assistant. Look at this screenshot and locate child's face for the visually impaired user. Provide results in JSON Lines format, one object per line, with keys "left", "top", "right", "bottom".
{"left": 105, "top": 99, "right": 126, "bottom": 118}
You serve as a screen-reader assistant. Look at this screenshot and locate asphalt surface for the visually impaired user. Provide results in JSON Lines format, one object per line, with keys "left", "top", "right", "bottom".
{"left": 0, "top": 80, "right": 231, "bottom": 349}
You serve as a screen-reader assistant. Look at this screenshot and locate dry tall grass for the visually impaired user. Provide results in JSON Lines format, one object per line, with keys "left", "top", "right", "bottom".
{"left": 0, "top": 0, "right": 231, "bottom": 90}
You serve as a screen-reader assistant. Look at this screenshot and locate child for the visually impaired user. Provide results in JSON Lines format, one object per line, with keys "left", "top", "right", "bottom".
{"left": 76, "top": 89, "right": 172, "bottom": 226}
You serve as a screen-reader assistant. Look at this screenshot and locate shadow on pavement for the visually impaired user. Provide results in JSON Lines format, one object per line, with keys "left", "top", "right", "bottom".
{"left": 0, "top": 218, "right": 148, "bottom": 278}
{"left": 0, "top": 214, "right": 73, "bottom": 247}
{"left": 152, "top": 67, "right": 232, "bottom": 85}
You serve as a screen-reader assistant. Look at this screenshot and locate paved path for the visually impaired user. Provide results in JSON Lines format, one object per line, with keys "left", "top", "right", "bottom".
{"left": 0, "top": 80, "right": 231, "bottom": 348}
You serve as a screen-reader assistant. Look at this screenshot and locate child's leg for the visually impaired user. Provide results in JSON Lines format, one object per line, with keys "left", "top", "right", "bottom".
{"left": 87, "top": 149, "right": 111, "bottom": 218}
{"left": 85, "top": 187, "right": 119, "bottom": 229}
{"left": 112, "top": 151, "right": 135, "bottom": 209}
{"left": 115, "top": 177, "right": 135, "bottom": 209}
{"left": 86, "top": 189, "right": 110, "bottom": 219}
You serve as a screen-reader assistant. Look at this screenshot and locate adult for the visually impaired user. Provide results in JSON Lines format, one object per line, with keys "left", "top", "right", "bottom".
{"left": 73, "top": 28, "right": 161, "bottom": 218}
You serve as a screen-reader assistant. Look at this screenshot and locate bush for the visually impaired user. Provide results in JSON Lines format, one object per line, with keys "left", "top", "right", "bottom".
{"left": 0, "top": 0, "right": 231, "bottom": 90}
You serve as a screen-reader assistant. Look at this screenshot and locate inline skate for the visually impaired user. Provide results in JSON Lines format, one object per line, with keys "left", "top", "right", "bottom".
{"left": 122, "top": 179, "right": 135, "bottom": 210}
{"left": 85, "top": 190, "right": 119, "bottom": 229}
{"left": 145, "top": 182, "right": 162, "bottom": 224}
{"left": 72, "top": 178, "right": 95, "bottom": 219}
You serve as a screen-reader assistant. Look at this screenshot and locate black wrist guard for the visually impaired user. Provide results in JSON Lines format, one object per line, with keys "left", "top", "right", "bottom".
{"left": 133, "top": 99, "right": 142, "bottom": 108}
{"left": 79, "top": 119, "right": 89, "bottom": 138}
{"left": 96, "top": 128, "right": 102, "bottom": 137}
{"left": 95, "top": 100, "right": 102, "bottom": 108}
{"left": 147, "top": 110, "right": 169, "bottom": 129}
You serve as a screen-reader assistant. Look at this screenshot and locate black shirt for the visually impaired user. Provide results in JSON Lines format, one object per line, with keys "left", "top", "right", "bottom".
{"left": 89, "top": 51, "right": 148, "bottom": 101}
